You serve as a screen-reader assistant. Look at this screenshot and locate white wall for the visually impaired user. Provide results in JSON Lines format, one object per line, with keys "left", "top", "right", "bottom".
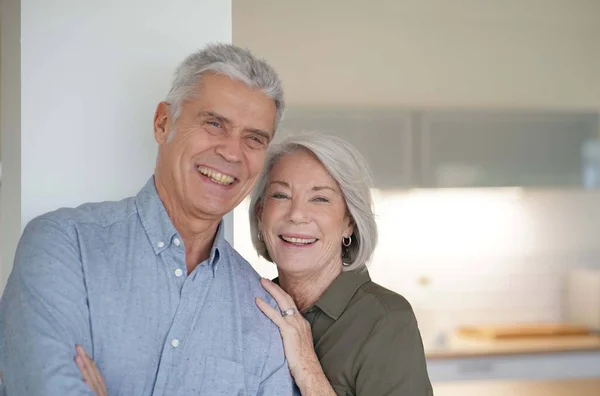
{"left": 1, "top": 0, "right": 232, "bottom": 291}
{"left": 234, "top": 0, "right": 600, "bottom": 109}
{"left": 1, "top": 0, "right": 22, "bottom": 293}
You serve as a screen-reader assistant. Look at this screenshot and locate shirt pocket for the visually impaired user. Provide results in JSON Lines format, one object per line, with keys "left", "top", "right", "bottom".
{"left": 201, "top": 355, "right": 260, "bottom": 396}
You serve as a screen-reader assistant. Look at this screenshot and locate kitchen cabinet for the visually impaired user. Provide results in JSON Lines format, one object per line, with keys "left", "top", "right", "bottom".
{"left": 426, "top": 350, "right": 600, "bottom": 382}
{"left": 278, "top": 107, "right": 414, "bottom": 189}
{"left": 278, "top": 106, "right": 599, "bottom": 189}
{"left": 419, "top": 111, "right": 598, "bottom": 188}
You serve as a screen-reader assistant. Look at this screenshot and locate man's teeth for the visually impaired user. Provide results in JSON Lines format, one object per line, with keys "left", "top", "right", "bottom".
{"left": 281, "top": 236, "right": 317, "bottom": 244}
{"left": 197, "top": 166, "right": 235, "bottom": 185}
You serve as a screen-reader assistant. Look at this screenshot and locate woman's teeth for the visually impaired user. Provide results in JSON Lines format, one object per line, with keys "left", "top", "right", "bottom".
{"left": 281, "top": 236, "right": 317, "bottom": 245}
{"left": 197, "top": 166, "right": 235, "bottom": 185}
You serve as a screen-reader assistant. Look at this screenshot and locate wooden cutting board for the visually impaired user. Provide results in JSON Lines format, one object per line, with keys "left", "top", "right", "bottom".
{"left": 456, "top": 323, "right": 592, "bottom": 340}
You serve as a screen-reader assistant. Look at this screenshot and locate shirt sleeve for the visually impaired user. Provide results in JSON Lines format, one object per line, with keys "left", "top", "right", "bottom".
{"left": 0, "top": 216, "right": 94, "bottom": 395}
{"left": 354, "top": 309, "right": 434, "bottom": 396}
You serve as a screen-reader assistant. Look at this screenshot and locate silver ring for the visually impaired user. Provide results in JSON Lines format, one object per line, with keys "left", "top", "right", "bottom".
{"left": 281, "top": 308, "right": 296, "bottom": 317}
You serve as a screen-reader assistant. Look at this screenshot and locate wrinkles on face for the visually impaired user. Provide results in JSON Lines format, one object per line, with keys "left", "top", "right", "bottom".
{"left": 154, "top": 73, "right": 276, "bottom": 226}
{"left": 260, "top": 150, "right": 353, "bottom": 278}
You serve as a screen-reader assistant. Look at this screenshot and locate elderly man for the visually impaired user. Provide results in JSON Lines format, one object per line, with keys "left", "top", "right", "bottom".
{"left": 0, "top": 44, "right": 296, "bottom": 395}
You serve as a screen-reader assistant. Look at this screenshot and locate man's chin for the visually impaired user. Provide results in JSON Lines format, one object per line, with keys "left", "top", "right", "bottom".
{"left": 191, "top": 198, "right": 237, "bottom": 219}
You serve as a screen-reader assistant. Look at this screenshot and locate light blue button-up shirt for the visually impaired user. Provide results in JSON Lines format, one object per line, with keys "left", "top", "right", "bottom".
{"left": 0, "top": 177, "right": 297, "bottom": 395}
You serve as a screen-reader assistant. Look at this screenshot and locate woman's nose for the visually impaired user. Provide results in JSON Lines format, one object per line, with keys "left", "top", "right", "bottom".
{"left": 286, "top": 200, "right": 309, "bottom": 224}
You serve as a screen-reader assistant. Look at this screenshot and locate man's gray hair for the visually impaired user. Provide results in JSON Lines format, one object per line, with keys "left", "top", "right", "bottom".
{"left": 165, "top": 43, "right": 284, "bottom": 131}
{"left": 249, "top": 133, "right": 378, "bottom": 270}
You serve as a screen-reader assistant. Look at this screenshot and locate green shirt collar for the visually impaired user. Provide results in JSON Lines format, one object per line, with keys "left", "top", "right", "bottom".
{"left": 274, "top": 266, "right": 371, "bottom": 320}
{"left": 315, "top": 267, "right": 371, "bottom": 320}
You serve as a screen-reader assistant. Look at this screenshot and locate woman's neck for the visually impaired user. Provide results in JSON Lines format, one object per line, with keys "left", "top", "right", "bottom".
{"left": 278, "top": 261, "right": 343, "bottom": 312}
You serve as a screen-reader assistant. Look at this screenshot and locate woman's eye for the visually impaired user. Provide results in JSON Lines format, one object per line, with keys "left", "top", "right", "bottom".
{"left": 313, "top": 197, "right": 330, "bottom": 203}
{"left": 271, "top": 192, "right": 289, "bottom": 199}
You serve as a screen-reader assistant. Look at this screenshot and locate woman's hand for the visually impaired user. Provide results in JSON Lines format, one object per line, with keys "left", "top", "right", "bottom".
{"left": 256, "top": 278, "right": 335, "bottom": 395}
{"left": 74, "top": 345, "right": 108, "bottom": 396}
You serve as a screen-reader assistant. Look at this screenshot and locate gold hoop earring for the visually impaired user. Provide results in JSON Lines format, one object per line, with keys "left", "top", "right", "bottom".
{"left": 342, "top": 235, "right": 352, "bottom": 247}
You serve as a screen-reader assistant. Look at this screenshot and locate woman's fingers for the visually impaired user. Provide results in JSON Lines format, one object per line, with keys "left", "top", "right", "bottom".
{"left": 260, "top": 278, "right": 296, "bottom": 309}
{"left": 255, "top": 297, "right": 286, "bottom": 327}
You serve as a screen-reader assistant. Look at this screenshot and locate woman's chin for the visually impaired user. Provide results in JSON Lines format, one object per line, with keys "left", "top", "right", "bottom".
{"left": 274, "top": 256, "right": 318, "bottom": 274}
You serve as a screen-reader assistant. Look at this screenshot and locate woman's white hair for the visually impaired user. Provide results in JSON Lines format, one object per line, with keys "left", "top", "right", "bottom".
{"left": 165, "top": 43, "right": 284, "bottom": 131}
{"left": 249, "top": 133, "right": 378, "bottom": 270}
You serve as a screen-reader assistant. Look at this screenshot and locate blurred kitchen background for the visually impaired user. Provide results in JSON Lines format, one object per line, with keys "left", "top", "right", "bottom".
{"left": 231, "top": 0, "right": 600, "bottom": 393}
{"left": 1, "top": 0, "right": 599, "bottom": 394}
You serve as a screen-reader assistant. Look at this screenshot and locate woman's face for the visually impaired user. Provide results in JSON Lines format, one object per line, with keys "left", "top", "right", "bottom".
{"left": 259, "top": 150, "right": 353, "bottom": 275}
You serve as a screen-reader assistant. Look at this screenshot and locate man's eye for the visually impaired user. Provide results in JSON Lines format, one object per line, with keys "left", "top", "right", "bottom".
{"left": 207, "top": 121, "right": 222, "bottom": 129}
{"left": 247, "top": 135, "right": 266, "bottom": 149}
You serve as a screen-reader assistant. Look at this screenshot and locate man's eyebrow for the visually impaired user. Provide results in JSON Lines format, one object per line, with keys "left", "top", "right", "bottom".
{"left": 201, "top": 111, "right": 232, "bottom": 125}
{"left": 202, "top": 111, "right": 273, "bottom": 141}
{"left": 246, "top": 128, "right": 273, "bottom": 142}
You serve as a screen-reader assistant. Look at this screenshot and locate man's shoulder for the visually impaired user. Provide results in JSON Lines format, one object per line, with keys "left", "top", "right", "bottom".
{"left": 225, "top": 245, "right": 261, "bottom": 278}
{"left": 28, "top": 196, "right": 137, "bottom": 232}
{"left": 221, "top": 246, "right": 280, "bottom": 310}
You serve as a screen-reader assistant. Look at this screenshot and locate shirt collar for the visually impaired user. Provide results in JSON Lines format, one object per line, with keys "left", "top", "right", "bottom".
{"left": 209, "top": 222, "right": 226, "bottom": 270}
{"left": 273, "top": 266, "right": 371, "bottom": 320}
{"left": 134, "top": 176, "right": 224, "bottom": 268}
{"left": 313, "top": 266, "right": 371, "bottom": 320}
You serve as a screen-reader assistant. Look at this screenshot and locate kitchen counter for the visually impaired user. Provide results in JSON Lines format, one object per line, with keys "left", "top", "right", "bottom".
{"left": 433, "top": 378, "right": 600, "bottom": 396}
{"left": 426, "top": 333, "right": 600, "bottom": 359}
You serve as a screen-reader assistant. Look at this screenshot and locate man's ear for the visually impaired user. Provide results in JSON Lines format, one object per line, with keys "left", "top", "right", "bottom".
{"left": 154, "top": 102, "right": 171, "bottom": 145}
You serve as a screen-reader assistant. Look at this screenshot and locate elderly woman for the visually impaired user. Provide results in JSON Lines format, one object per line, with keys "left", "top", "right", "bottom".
{"left": 251, "top": 133, "right": 432, "bottom": 395}
{"left": 75, "top": 133, "right": 432, "bottom": 396}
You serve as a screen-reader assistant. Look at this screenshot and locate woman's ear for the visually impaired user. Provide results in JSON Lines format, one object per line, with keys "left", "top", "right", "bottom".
{"left": 343, "top": 215, "right": 355, "bottom": 239}
{"left": 255, "top": 202, "right": 264, "bottom": 226}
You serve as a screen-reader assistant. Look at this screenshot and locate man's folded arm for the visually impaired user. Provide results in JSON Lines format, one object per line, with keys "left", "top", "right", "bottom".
{"left": 0, "top": 216, "right": 94, "bottom": 395}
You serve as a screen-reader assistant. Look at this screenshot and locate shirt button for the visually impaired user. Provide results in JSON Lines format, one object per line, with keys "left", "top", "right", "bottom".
{"left": 173, "top": 237, "right": 181, "bottom": 246}
{"left": 171, "top": 339, "right": 180, "bottom": 348}
{"left": 157, "top": 241, "right": 165, "bottom": 248}
{"left": 174, "top": 268, "right": 183, "bottom": 277}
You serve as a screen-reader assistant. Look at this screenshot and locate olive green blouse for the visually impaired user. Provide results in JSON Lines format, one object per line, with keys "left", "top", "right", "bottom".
{"left": 293, "top": 267, "right": 433, "bottom": 396}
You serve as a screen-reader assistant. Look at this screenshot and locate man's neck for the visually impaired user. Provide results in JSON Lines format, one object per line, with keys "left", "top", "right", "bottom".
{"left": 179, "top": 220, "right": 220, "bottom": 274}
{"left": 154, "top": 176, "right": 222, "bottom": 274}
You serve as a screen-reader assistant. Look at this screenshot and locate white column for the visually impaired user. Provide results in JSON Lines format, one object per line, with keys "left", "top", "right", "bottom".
{"left": 1, "top": 0, "right": 232, "bottom": 292}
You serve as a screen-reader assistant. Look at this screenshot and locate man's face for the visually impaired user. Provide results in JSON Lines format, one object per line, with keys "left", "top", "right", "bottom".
{"left": 154, "top": 72, "right": 277, "bottom": 220}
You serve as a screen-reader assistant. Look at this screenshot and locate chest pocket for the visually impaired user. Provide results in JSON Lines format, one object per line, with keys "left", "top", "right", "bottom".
{"left": 201, "top": 356, "right": 260, "bottom": 396}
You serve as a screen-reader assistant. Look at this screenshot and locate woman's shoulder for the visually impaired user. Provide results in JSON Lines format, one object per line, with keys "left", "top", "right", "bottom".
{"left": 356, "top": 280, "right": 417, "bottom": 324}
